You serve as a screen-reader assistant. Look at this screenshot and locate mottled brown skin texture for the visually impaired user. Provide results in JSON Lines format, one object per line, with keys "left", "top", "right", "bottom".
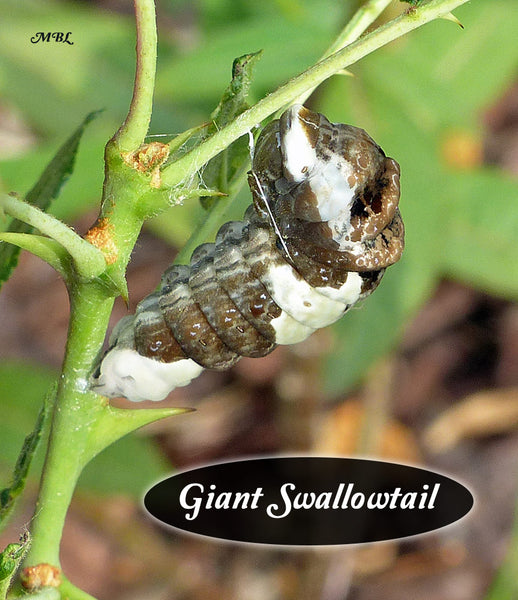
{"left": 133, "top": 107, "right": 404, "bottom": 369}
{"left": 252, "top": 107, "right": 403, "bottom": 270}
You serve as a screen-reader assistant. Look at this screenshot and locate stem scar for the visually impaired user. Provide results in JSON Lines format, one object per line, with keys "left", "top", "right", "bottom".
{"left": 84, "top": 218, "right": 118, "bottom": 265}
{"left": 121, "top": 142, "right": 170, "bottom": 188}
{"left": 21, "top": 563, "right": 62, "bottom": 590}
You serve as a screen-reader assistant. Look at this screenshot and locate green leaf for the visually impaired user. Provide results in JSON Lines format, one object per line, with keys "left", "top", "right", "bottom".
{"left": 0, "top": 362, "right": 171, "bottom": 499}
{"left": 0, "top": 531, "right": 31, "bottom": 599}
{"left": 0, "top": 388, "right": 53, "bottom": 532}
{"left": 0, "top": 0, "right": 134, "bottom": 140}
{"left": 0, "top": 233, "right": 71, "bottom": 278}
{"left": 155, "top": 0, "right": 344, "bottom": 106}
{"left": 24, "top": 111, "right": 101, "bottom": 211}
{"left": 0, "top": 131, "right": 107, "bottom": 223}
{"left": 365, "top": 3, "right": 518, "bottom": 133}
{"left": 77, "top": 433, "right": 170, "bottom": 497}
{"left": 0, "top": 363, "right": 56, "bottom": 536}
{"left": 200, "top": 51, "right": 262, "bottom": 210}
{"left": 0, "top": 363, "right": 57, "bottom": 485}
{"left": 208, "top": 51, "right": 263, "bottom": 132}
{"left": 441, "top": 170, "right": 518, "bottom": 300}
{"left": 0, "top": 111, "right": 101, "bottom": 287}
{"left": 317, "top": 1, "right": 518, "bottom": 393}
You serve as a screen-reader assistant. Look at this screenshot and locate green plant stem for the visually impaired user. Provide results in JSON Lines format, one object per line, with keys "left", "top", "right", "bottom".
{"left": 170, "top": 0, "right": 395, "bottom": 266}
{"left": 24, "top": 282, "right": 115, "bottom": 568}
{"left": 161, "top": 0, "right": 470, "bottom": 189}
{"left": 0, "top": 194, "right": 106, "bottom": 280}
{"left": 171, "top": 0, "right": 394, "bottom": 265}
{"left": 23, "top": 275, "right": 186, "bottom": 571}
{"left": 22, "top": 0, "right": 161, "bottom": 583}
{"left": 16, "top": 589, "right": 60, "bottom": 600}
{"left": 96, "top": 0, "right": 163, "bottom": 290}
{"left": 111, "top": 0, "right": 157, "bottom": 152}
{"left": 333, "top": 0, "right": 394, "bottom": 50}
{"left": 294, "top": 0, "right": 394, "bottom": 106}
{"left": 58, "top": 578, "right": 98, "bottom": 600}
{"left": 0, "top": 234, "right": 71, "bottom": 279}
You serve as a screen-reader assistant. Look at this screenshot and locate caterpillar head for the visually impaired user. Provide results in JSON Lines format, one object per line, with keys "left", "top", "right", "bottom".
{"left": 250, "top": 105, "right": 403, "bottom": 271}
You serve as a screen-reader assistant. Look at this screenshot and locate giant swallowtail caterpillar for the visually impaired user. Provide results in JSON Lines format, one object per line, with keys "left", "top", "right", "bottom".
{"left": 93, "top": 105, "right": 404, "bottom": 402}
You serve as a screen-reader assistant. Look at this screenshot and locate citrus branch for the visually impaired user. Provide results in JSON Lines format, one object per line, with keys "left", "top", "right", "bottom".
{"left": 110, "top": 0, "right": 157, "bottom": 152}
{"left": 0, "top": 194, "right": 106, "bottom": 280}
{"left": 161, "top": 0, "right": 470, "bottom": 189}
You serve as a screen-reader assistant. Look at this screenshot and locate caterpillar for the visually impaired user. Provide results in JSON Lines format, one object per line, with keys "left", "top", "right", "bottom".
{"left": 93, "top": 105, "right": 404, "bottom": 402}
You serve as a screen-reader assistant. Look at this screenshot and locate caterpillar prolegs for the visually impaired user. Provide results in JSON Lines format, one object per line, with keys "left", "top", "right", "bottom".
{"left": 93, "top": 105, "right": 404, "bottom": 402}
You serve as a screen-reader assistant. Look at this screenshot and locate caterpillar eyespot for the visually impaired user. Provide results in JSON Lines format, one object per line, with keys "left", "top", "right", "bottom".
{"left": 93, "top": 105, "right": 404, "bottom": 402}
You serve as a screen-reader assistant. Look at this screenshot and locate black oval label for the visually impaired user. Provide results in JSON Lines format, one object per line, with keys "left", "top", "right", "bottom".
{"left": 144, "top": 457, "right": 474, "bottom": 546}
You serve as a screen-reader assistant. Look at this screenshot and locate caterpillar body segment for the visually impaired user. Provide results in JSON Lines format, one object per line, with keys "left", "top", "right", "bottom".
{"left": 93, "top": 105, "right": 403, "bottom": 402}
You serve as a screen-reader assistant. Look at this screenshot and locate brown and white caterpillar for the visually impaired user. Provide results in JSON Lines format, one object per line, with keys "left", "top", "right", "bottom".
{"left": 93, "top": 105, "right": 404, "bottom": 402}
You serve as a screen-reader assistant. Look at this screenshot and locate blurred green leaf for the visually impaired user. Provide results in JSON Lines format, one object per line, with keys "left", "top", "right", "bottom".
{"left": 201, "top": 51, "right": 262, "bottom": 209}
{"left": 0, "top": 363, "right": 56, "bottom": 483}
{"left": 0, "top": 386, "right": 53, "bottom": 532}
{"left": 0, "top": 131, "right": 107, "bottom": 222}
{"left": 21, "top": 111, "right": 100, "bottom": 211}
{"left": 441, "top": 170, "right": 518, "bottom": 300}
{"left": 319, "top": 1, "right": 518, "bottom": 393}
{"left": 0, "top": 1, "right": 136, "bottom": 223}
{"left": 0, "top": 111, "right": 100, "bottom": 287}
{"left": 155, "top": 0, "right": 344, "bottom": 107}
{"left": 361, "top": 2, "right": 518, "bottom": 133}
{"left": 0, "top": 363, "right": 169, "bottom": 498}
{"left": 78, "top": 433, "right": 170, "bottom": 496}
{"left": 0, "top": 0, "right": 134, "bottom": 139}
